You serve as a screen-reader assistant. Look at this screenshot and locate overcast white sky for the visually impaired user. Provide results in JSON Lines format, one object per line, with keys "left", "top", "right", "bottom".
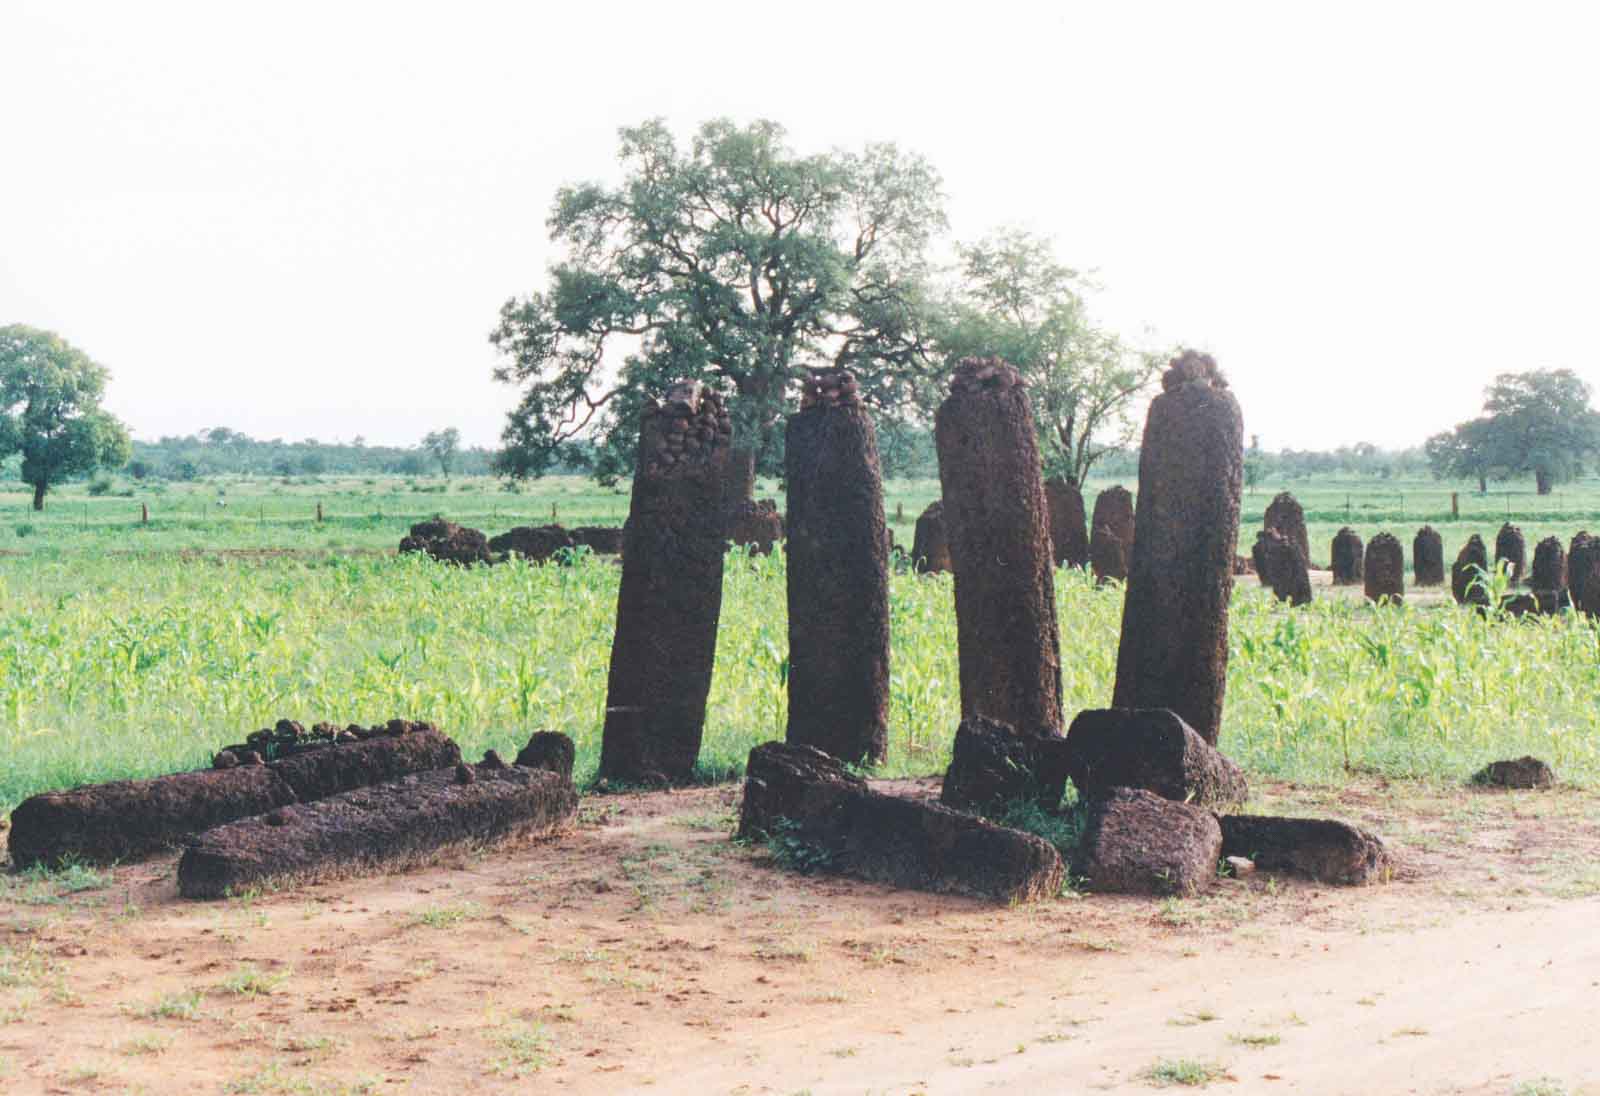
{"left": 3, "top": 1, "right": 1597, "bottom": 451}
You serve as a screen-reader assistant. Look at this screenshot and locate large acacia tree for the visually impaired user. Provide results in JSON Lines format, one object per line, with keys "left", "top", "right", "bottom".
{"left": 0, "top": 325, "right": 132, "bottom": 510}
{"left": 490, "top": 118, "right": 946, "bottom": 483}
{"left": 935, "top": 229, "right": 1165, "bottom": 487}
{"left": 1426, "top": 369, "right": 1600, "bottom": 494}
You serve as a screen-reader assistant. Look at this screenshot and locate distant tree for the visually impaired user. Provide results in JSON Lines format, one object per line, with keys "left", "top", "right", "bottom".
{"left": 393, "top": 451, "right": 429, "bottom": 476}
{"left": 126, "top": 458, "right": 151, "bottom": 481}
{"left": 933, "top": 229, "right": 1165, "bottom": 487}
{"left": 421, "top": 427, "right": 461, "bottom": 478}
{"left": 490, "top": 117, "right": 947, "bottom": 483}
{"left": 0, "top": 325, "right": 132, "bottom": 510}
{"left": 1425, "top": 369, "right": 1599, "bottom": 494}
{"left": 299, "top": 452, "right": 326, "bottom": 475}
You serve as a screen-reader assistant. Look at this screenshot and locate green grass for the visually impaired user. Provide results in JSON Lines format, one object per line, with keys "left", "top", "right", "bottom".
{"left": 1142, "top": 1058, "right": 1231, "bottom": 1087}
{"left": 5, "top": 533, "right": 1600, "bottom": 810}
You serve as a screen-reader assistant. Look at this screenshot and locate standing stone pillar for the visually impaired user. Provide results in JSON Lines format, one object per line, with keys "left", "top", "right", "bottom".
{"left": 1264, "top": 492, "right": 1311, "bottom": 569}
{"left": 1494, "top": 523, "right": 1526, "bottom": 584}
{"left": 1569, "top": 532, "right": 1599, "bottom": 615}
{"left": 1045, "top": 476, "right": 1090, "bottom": 569}
{"left": 1413, "top": 526, "right": 1444, "bottom": 586}
{"left": 911, "top": 500, "right": 951, "bottom": 574}
{"left": 1089, "top": 486, "right": 1135, "bottom": 584}
{"left": 598, "top": 382, "right": 732, "bottom": 785}
{"left": 1530, "top": 536, "right": 1569, "bottom": 613}
{"left": 1331, "top": 528, "right": 1364, "bottom": 585}
{"left": 784, "top": 369, "right": 890, "bottom": 765}
{"left": 1254, "top": 529, "right": 1311, "bottom": 605}
{"left": 1363, "top": 533, "right": 1405, "bottom": 604}
{"left": 1451, "top": 534, "right": 1491, "bottom": 607}
{"left": 934, "top": 357, "right": 1063, "bottom": 736}
{"left": 1111, "top": 351, "right": 1243, "bottom": 747}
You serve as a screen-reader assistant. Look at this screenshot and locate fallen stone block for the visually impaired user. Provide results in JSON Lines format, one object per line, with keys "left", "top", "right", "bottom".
{"left": 7, "top": 722, "right": 461, "bottom": 868}
{"left": 178, "top": 758, "right": 578, "bottom": 899}
{"left": 940, "top": 716, "right": 1070, "bottom": 813}
{"left": 1473, "top": 756, "right": 1556, "bottom": 790}
{"left": 739, "top": 743, "right": 1064, "bottom": 903}
{"left": 1065, "top": 708, "right": 1247, "bottom": 810}
{"left": 1218, "top": 814, "right": 1390, "bottom": 885}
{"left": 515, "top": 731, "right": 577, "bottom": 779}
{"left": 489, "top": 524, "right": 574, "bottom": 563}
{"left": 1077, "top": 787, "right": 1222, "bottom": 896}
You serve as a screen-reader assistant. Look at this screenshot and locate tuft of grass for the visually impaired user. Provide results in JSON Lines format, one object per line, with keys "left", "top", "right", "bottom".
{"left": 1228, "top": 1032, "right": 1281, "bottom": 1048}
{"left": 1167, "top": 1009, "right": 1219, "bottom": 1027}
{"left": 489, "top": 1023, "right": 551, "bottom": 1078}
{"left": 131, "top": 990, "right": 204, "bottom": 1021}
{"left": 118, "top": 1034, "right": 173, "bottom": 1056}
{"left": 1512, "top": 1079, "right": 1569, "bottom": 1096}
{"left": 220, "top": 965, "right": 292, "bottom": 997}
{"left": 410, "top": 903, "right": 482, "bottom": 929}
{"left": 1142, "top": 1058, "right": 1231, "bottom": 1087}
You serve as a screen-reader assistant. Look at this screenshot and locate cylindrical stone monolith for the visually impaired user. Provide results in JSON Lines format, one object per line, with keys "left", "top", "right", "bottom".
{"left": 1363, "top": 533, "right": 1404, "bottom": 604}
{"left": 1111, "top": 351, "right": 1243, "bottom": 747}
{"left": 784, "top": 368, "right": 891, "bottom": 766}
{"left": 1264, "top": 491, "right": 1311, "bottom": 570}
{"left": 1045, "top": 476, "right": 1090, "bottom": 569}
{"left": 598, "top": 382, "right": 732, "bottom": 785}
{"left": 1414, "top": 526, "right": 1444, "bottom": 586}
{"left": 1254, "top": 529, "right": 1311, "bottom": 606}
{"left": 1090, "top": 486, "right": 1135, "bottom": 584}
{"left": 1494, "top": 522, "right": 1526, "bottom": 585}
{"left": 1530, "top": 536, "right": 1568, "bottom": 613}
{"left": 1331, "top": 527, "right": 1364, "bottom": 585}
{"left": 912, "top": 500, "right": 951, "bottom": 575}
{"left": 1452, "top": 534, "right": 1491, "bottom": 607}
{"left": 1569, "top": 532, "right": 1600, "bottom": 616}
{"left": 934, "top": 357, "right": 1063, "bottom": 736}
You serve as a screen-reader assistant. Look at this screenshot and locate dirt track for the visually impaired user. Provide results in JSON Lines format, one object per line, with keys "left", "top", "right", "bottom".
{"left": 3, "top": 776, "right": 1598, "bottom": 1095}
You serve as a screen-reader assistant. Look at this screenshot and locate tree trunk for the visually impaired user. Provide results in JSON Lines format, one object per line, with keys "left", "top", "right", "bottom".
{"left": 1535, "top": 468, "right": 1553, "bottom": 495}
{"left": 1477, "top": 475, "right": 1487, "bottom": 494}
{"left": 32, "top": 482, "right": 46, "bottom": 511}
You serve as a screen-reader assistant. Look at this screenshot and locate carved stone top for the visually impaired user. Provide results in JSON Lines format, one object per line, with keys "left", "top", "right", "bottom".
{"left": 799, "top": 368, "right": 862, "bottom": 410}
{"left": 1162, "top": 349, "right": 1227, "bottom": 392}
{"left": 642, "top": 382, "right": 732, "bottom": 479}
{"left": 948, "top": 356, "right": 1023, "bottom": 395}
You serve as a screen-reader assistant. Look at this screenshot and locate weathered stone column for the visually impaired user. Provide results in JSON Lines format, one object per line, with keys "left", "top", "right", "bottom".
{"left": 1413, "top": 526, "right": 1444, "bottom": 586}
{"left": 1090, "top": 485, "right": 1135, "bottom": 584}
{"left": 598, "top": 382, "right": 732, "bottom": 785}
{"left": 1264, "top": 491, "right": 1310, "bottom": 568}
{"left": 1530, "top": 536, "right": 1569, "bottom": 613}
{"left": 1111, "top": 351, "right": 1243, "bottom": 747}
{"left": 1452, "top": 534, "right": 1491, "bottom": 607}
{"left": 784, "top": 369, "right": 891, "bottom": 766}
{"left": 1495, "top": 523, "right": 1526, "bottom": 584}
{"left": 934, "top": 357, "right": 1063, "bottom": 736}
{"left": 1331, "top": 527, "right": 1364, "bottom": 585}
{"left": 1255, "top": 529, "right": 1311, "bottom": 605}
{"left": 1363, "top": 533, "right": 1405, "bottom": 604}
{"left": 911, "top": 500, "right": 951, "bottom": 574}
{"left": 1045, "top": 476, "right": 1089, "bottom": 569}
{"left": 1569, "top": 532, "right": 1599, "bottom": 615}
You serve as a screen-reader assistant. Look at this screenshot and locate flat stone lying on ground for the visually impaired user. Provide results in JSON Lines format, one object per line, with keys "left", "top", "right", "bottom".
{"left": 1075, "top": 787, "right": 1222, "bottom": 896}
{"left": 1473, "top": 756, "right": 1556, "bottom": 790}
{"left": 399, "top": 518, "right": 492, "bottom": 565}
{"left": 939, "top": 716, "right": 1071, "bottom": 813}
{"left": 7, "top": 723, "right": 461, "bottom": 868}
{"left": 1217, "top": 814, "right": 1391, "bottom": 885}
{"left": 515, "top": 731, "right": 577, "bottom": 778}
{"left": 1064, "top": 708, "right": 1247, "bottom": 810}
{"left": 178, "top": 751, "right": 578, "bottom": 899}
{"left": 739, "top": 742, "right": 1064, "bottom": 904}
{"left": 489, "top": 524, "right": 575, "bottom": 563}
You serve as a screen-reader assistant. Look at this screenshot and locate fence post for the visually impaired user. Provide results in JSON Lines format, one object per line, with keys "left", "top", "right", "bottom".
{"left": 1399, "top": 494, "right": 1404, "bottom": 521}
{"left": 895, "top": 502, "right": 904, "bottom": 521}
{"left": 141, "top": 502, "right": 149, "bottom": 525}
{"left": 1451, "top": 492, "right": 1458, "bottom": 519}
{"left": 1345, "top": 495, "right": 1351, "bottom": 522}
{"left": 316, "top": 502, "right": 323, "bottom": 523}
{"left": 1506, "top": 492, "right": 1511, "bottom": 519}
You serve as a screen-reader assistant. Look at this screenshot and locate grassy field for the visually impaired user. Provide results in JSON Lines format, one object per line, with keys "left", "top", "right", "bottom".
{"left": 4, "top": 530, "right": 1600, "bottom": 812}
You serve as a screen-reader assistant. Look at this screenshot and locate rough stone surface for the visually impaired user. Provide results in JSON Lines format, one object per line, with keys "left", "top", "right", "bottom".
{"left": 599, "top": 381, "right": 731, "bottom": 785}
{"left": 1570, "top": 532, "right": 1600, "bottom": 616}
{"left": 1254, "top": 529, "right": 1312, "bottom": 606}
{"left": 1044, "top": 476, "right": 1090, "bottom": 569}
{"left": 570, "top": 526, "right": 625, "bottom": 555}
{"left": 1495, "top": 522, "right": 1526, "bottom": 584}
{"left": 1474, "top": 756, "right": 1556, "bottom": 790}
{"left": 934, "top": 357, "right": 1062, "bottom": 736}
{"left": 1218, "top": 815, "right": 1391, "bottom": 885}
{"left": 488, "top": 524, "right": 574, "bottom": 563}
{"left": 1530, "top": 536, "right": 1569, "bottom": 613}
{"left": 911, "top": 500, "right": 951, "bottom": 575}
{"left": 398, "top": 518, "right": 491, "bottom": 566}
{"left": 1452, "top": 535, "right": 1492, "bottom": 607}
{"left": 1064, "top": 708, "right": 1247, "bottom": 810}
{"left": 1089, "top": 486, "right": 1135, "bottom": 584}
{"left": 1076, "top": 788, "right": 1222, "bottom": 896}
{"left": 1331, "top": 527, "right": 1364, "bottom": 585}
{"left": 784, "top": 369, "right": 891, "bottom": 765}
{"left": 1414, "top": 525, "right": 1445, "bottom": 586}
{"left": 1112, "top": 353, "right": 1243, "bottom": 748}
{"left": 939, "top": 716, "right": 1071, "bottom": 813}
{"left": 178, "top": 763, "right": 578, "bottom": 899}
{"left": 726, "top": 499, "right": 784, "bottom": 555}
{"left": 7, "top": 723, "right": 460, "bottom": 868}
{"left": 1263, "top": 491, "right": 1311, "bottom": 569}
{"left": 1363, "top": 532, "right": 1405, "bottom": 604}
{"left": 514, "top": 731, "right": 577, "bottom": 779}
{"left": 738, "top": 743, "right": 1065, "bottom": 903}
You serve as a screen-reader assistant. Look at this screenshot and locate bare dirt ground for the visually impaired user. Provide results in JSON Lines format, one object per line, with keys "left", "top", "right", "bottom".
{"left": 4, "top": 776, "right": 1599, "bottom": 1096}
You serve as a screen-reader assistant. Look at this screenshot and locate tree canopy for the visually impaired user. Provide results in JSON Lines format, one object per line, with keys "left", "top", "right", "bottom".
{"left": 421, "top": 427, "right": 461, "bottom": 477}
{"left": 0, "top": 325, "right": 131, "bottom": 509}
{"left": 491, "top": 118, "right": 946, "bottom": 482}
{"left": 932, "top": 229, "right": 1165, "bottom": 487}
{"left": 1425, "top": 369, "right": 1600, "bottom": 493}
